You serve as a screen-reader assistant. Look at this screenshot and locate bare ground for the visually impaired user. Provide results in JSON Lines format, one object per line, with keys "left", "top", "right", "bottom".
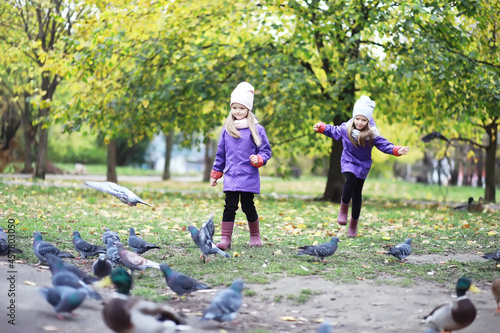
{"left": 1, "top": 255, "right": 499, "bottom": 333}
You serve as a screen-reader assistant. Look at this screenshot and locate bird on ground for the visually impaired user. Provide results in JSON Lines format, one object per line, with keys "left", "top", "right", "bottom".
{"left": 102, "top": 227, "right": 120, "bottom": 246}
{"left": 159, "top": 263, "right": 210, "bottom": 299}
{"left": 59, "top": 259, "right": 99, "bottom": 285}
{"left": 421, "top": 131, "right": 453, "bottom": 145}
{"left": 46, "top": 254, "right": 103, "bottom": 301}
{"left": 72, "top": 230, "right": 106, "bottom": 260}
{"left": 317, "top": 320, "right": 334, "bottom": 333}
{"left": 385, "top": 238, "right": 412, "bottom": 262}
{"left": 491, "top": 278, "right": 500, "bottom": 314}
{"left": 188, "top": 214, "right": 230, "bottom": 262}
{"left": 85, "top": 181, "right": 151, "bottom": 207}
{"left": 295, "top": 237, "right": 340, "bottom": 263}
{"left": 481, "top": 249, "right": 500, "bottom": 268}
{"left": 115, "top": 242, "right": 160, "bottom": 275}
{"left": 424, "top": 276, "right": 480, "bottom": 332}
{"left": 39, "top": 285, "right": 87, "bottom": 320}
{"left": 106, "top": 238, "right": 123, "bottom": 267}
{"left": 200, "top": 279, "right": 244, "bottom": 324}
{"left": 95, "top": 267, "right": 186, "bottom": 333}
{"left": 453, "top": 197, "right": 484, "bottom": 212}
{"left": 92, "top": 253, "right": 113, "bottom": 278}
{"left": 0, "top": 227, "right": 23, "bottom": 255}
{"left": 128, "top": 227, "right": 160, "bottom": 254}
{"left": 32, "top": 231, "right": 74, "bottom": 265}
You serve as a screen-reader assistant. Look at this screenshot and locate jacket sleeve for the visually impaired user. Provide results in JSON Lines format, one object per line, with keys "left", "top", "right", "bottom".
{"left": 256, "top": 125, "right": 272, "bottom": 166}
{"left": 373, "top": 136, "right": 397, "bottom": 155}
{"left": 212, "top": 128, "right": 226, "bottom": 172}
{"left": 321, "top": 123, "right": 344, "bottom": 141}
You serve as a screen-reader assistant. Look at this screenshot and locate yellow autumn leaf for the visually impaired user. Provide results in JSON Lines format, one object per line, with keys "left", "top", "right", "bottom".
{"left": 280, "top": 316, "right": 298, "bottom": 322}
{"left": 24, "top": 281, "right": 36, "bottom": 286}
{"left": 232, "top": 251, "right": 240, "bottom": 258}
{"left": 382, "top": 237, "right": 391, "bottom": 240}
{"left": 312, "top": 240, "right": 318, "bottom": 246}
{"left": 297, "top": 223, "right": 306, "bottom": 229}
{"left": 487, "top": 231, "right": 498, "bottom": 236}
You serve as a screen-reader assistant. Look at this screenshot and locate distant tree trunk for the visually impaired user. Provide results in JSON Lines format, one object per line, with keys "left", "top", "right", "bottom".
{"left": 162, "top": 131, "right": 174, "bottom": 181}
{"left": 203, "top": 138, "right": 215, "bottom": 182}
{"left": 34, "top": 115, "right": 48, "bottom": 180}
{"left": 107, "top": 140, "right": 118, "bottom": 183}
{"left": 484, "top": 121, "right": 497, "bottom": 202}
{"left": 21, "top": 92, "right": 34, "bottom": 174}
{"left": 476, "top": 147, "right": 484, "bottom": 188}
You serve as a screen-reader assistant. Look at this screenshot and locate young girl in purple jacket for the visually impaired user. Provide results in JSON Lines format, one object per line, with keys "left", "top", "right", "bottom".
{"left": 313, "top": 95, "right": 409, "bottom": 237}
{"left": 210, "top": 82, "right": 272, "bottom": 249}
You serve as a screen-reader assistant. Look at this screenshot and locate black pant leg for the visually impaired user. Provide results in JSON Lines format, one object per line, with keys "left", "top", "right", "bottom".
{"left": 223, "top": 191, "right": 240, "bottom": 221}
{"left": 240, "top": 192, "right": 258, "bottom": 222}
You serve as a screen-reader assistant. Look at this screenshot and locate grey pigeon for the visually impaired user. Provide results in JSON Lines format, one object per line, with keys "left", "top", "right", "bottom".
{"left": 46, "top": 254, "right": 103, "bottom": 301}
{"left": 115, "top": 242, "right": 160, "bottom": 275}
{"left": 39, "top": 286, "right": 87, "bottom": 320}
{"left": 106, "top": 238, "right": 122, "bottom": 266}
{"left": 159, "top": 263, "right": 210, "bottom": 299}
{"left": 128, "top": 227, "right": 159, "bottom": 254}
{"left": 0, "top": 227, "right": 23, "bottom": 255}
{"left": 92, "top": 253, "right": 113, "bottom": 278}
{"left": 32, "top": 231, "right": 74, "bottom": 265}
{"left": 385, "top": 238, "right": 412, "bottom": 261}
{"left": 72, "top": 231, "right": 106, "bottom": 259}
{"left": 317, "top": 320, "right": 334, "bottom": 333}
{"left": 60, "top": 260, "right": 99, "bottom": 285}
{"left": 296, "top": 237, "right": 340, "bottom": 263}
{"left": 481, "top": 249, "right": 500, "bottom": 268}
{"left": 102, "top": 227, "right": 120, "bottom": 245}
{"left": 200, "top": 279, "right": 244, "bottom": 323}
{"left": 188, "top": 215, "right": 230, "bottom": 262}
{"left": 85, "top": 181, "right": 151, "bottom": 207}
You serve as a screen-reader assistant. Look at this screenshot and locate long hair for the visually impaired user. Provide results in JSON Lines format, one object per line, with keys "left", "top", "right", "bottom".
{"left": 224, "top": 110, "right": 262, "bottom": 147}
{"left": 346, "top": 121, "right": 374, "bottom": 147}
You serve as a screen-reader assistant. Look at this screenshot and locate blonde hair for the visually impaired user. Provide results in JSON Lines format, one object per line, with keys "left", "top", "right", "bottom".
{"left": 224, "top": 110, "right": 262, "bottom": 147}
{"left": 346, "top": 121, "right": 374, "bottom": 147}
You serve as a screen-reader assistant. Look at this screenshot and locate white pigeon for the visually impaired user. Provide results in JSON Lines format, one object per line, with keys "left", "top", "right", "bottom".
{"left": 85, "top": 181, "right": 151, "bottom": 207}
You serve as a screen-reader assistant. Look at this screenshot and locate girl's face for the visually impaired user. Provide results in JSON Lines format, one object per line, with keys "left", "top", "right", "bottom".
{"left": 231, "top": 103, "right": 249, "bottom": 120}
{"left": 353, "top": 115, "right": 369, "bottom": 130}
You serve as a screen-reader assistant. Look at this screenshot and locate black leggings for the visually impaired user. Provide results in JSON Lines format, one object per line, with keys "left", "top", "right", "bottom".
{"left": 222, "top": 191, "right": 258, "bottom": 222}
{"left": 341, "top": 172, "right": 365, "bottom": 219}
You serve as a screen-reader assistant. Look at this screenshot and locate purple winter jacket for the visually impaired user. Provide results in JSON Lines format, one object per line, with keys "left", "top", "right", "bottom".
{"left": 321, "top": 120, "right": 399, "bottom": 179}
{"left": 212, "top": 124, "right": 272, "bottom": 194}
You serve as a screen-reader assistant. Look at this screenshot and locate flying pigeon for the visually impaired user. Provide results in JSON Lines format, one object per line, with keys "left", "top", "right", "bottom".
{"left": 85, "top": 181, "right": 151, "bottom": 207}
{"left": 39, "top": 286, "right": 87, "bottom": 320}
{"left": 317, "top": 320, "right": 334, "bottom": 333}
{"left": 386, "top": 238, "right": 412, "bottom": 262}
{"left": 115, "top": 242, "right": 160, "bottom": 275}
{"left": 32, "top": 231, "right": 74, "bottom": 265}
{"left": 200, "top": 279, "right": 244, "bottom": 323}
{"left": 0, "top": 227, "right": 23, "bottom": 255}
{"left": 421, "top": 131, "right": 453, "bottom": 145}
{"left": 72, "top": 231, "right": 106, "bottom": 259}
{"left": 106, "top": 238, "right": 122, "bottom": 267}
{"left": 46, "top": 254, "right": 103, "bottom": 301}
{"left": 296, "top": 237, "right": 340, "bottom": 263}
{"left": 188, "top": 215, "right": 230, "bottom": 262}
{"left": 92, "top": 253, "right": 113, "bottom": 278}
{"left": 128, "top": 227, "right": 160, "bottom": 254}
{"left": 159, "top": 263, "right": 210, "bottom": 299}
{"left": 102, "top": 227, "right": 120, "bottom": 246}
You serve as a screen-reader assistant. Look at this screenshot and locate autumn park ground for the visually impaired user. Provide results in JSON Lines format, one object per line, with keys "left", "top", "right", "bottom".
{"left": 0, "top": 174, "right": 499, "bottom": 332}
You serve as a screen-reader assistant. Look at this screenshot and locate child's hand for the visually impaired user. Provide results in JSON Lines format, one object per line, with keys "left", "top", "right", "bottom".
{"left": 249, "top": 155, "right": 258, "bottom": 165}
{"left": 313, "top": 122, "right": 325, "bottom": 133}
{"left": 210, "top": 178, "right": 218, "bottom": 187}
{"left": 398, "top": 146, "right": 410, "bottom": 155}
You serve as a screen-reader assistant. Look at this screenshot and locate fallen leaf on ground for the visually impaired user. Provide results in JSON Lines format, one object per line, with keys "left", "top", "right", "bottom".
{"left": 280, "top": 316, "right": 298, "bottom": 322}
{"left": 24, "top": 281, "right": 36, "bottom": 286}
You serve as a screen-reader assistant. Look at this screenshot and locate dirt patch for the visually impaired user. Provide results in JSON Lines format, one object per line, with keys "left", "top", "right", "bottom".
{"left": 0, "top": 261, "right": 498, "bottom": 333}
{"left": 409, "top": 253, "right": 485, "bottom": 264}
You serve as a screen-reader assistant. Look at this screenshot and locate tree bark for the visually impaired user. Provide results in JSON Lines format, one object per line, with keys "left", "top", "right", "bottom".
{"left": 107, "top": 139, "right": 118, "bottom": 183}
{"left": 34, "top": 124, "right": 48, "bottom": 179}
{"left": 21, "top": 91, "right": 34, "bottom": 174}
{"left": 484, "top": 121, "right": 497, "bottom": 202}
{"left": 203, "top": 138, "right": 215, "bottom": 183}
{"left": 162, "top": 131, "right": 174, "bottom": 181}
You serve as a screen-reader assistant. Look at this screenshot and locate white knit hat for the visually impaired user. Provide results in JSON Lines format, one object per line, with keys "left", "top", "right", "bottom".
{"left": 353, "top": 95, "right": 375, "bottom": 121}
{"left": 230, "top": 82, "right": 254, "bottom": 111}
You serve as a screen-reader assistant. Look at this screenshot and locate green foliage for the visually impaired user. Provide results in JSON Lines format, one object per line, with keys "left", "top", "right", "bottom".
{"left": 48, "top": 127, "right": 106, "bottom": 164}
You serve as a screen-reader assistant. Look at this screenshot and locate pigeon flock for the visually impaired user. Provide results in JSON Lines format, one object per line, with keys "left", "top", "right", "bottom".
{"left": 1, "top": 181, "right": 498, "bottom": 332}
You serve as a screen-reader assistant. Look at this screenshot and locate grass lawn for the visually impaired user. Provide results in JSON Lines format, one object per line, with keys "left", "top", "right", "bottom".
{"left": 0, "top": 176, "right": 498, "bottom": 303}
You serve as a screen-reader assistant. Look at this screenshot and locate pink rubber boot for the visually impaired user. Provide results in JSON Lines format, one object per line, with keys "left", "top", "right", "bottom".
{"left": 248, "top": 219, "right": 262, "bottom": 247}
{"left": 347, "top": 218, "right": 359, "bottom": 238}
{"left": 216, "top": 221, "right": 234, "bottom": 250}
{"left": 338, "top": 198, "right": 350, "bottom": 225}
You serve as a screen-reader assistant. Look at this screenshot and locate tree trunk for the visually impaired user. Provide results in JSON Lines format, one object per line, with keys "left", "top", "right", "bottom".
{"left": 107, "top": 140, "right": 118, "bottom": 183}
{"left": 34, "top": 124, "right": 48, "bottom": 179}
{"left": 484, "top": 122, "right": 497, "bottom": 202}
{"left": 20, "top": 93, "right": 34, "bottom": 174}
{"left": 203, "top": 138, "right": 215, "bottom": 183}
{"left": 322, "top": 137, "right": 344, "bottom": 201}
{"left": 162, "top": 131, "right": 174, "bottom": 181}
